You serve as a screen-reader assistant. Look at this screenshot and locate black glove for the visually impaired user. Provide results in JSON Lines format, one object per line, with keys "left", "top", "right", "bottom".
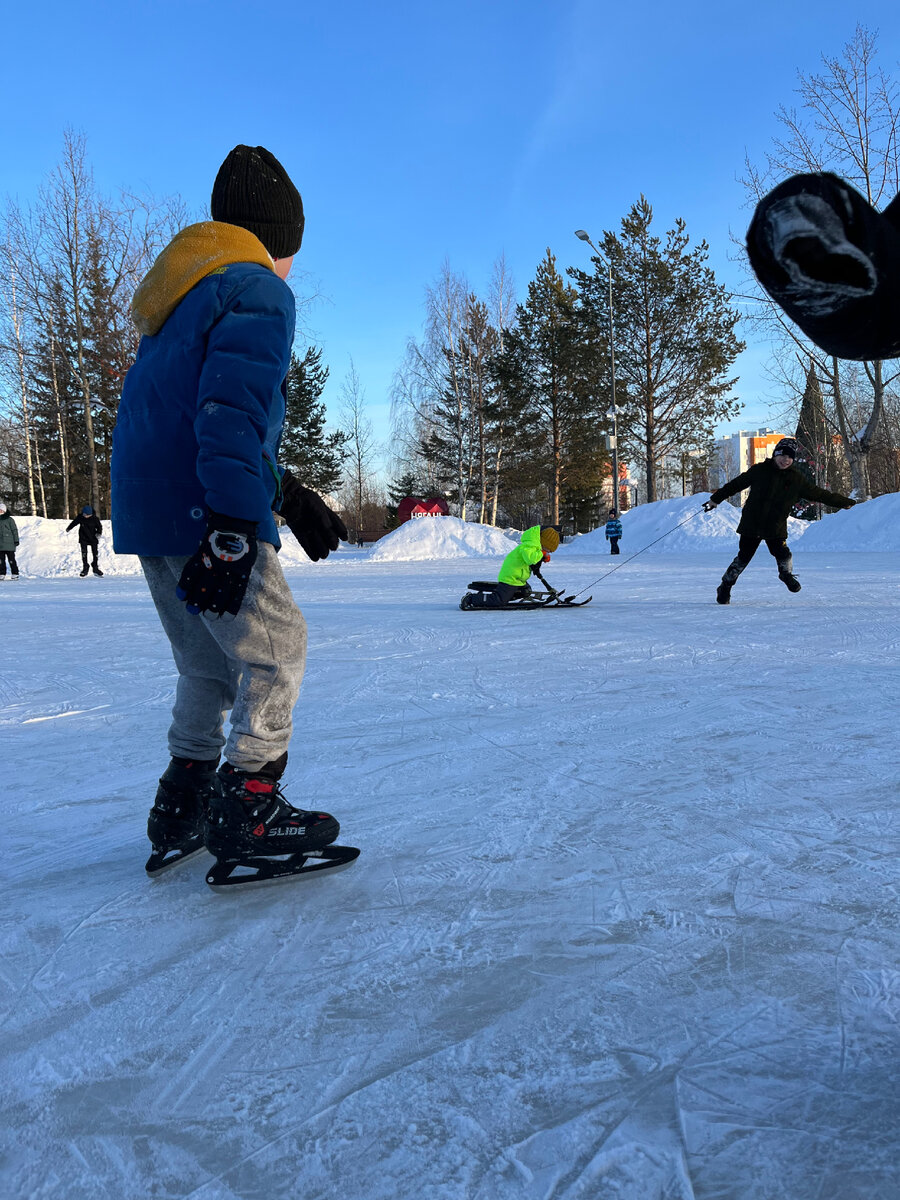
{"left": 176, "top": 513, "right": 258, "bottom": 616}
{"left": 279, "top": 470, "right": 348, "bottom": 561}
{"left": 747, "top": 171, "right": 900, "bottom": 360}
{"left": 702, "top": 500, "right": 718, "bottom": 512}
{"left": 843, "top": 498, "right": 857, "bottom": 508}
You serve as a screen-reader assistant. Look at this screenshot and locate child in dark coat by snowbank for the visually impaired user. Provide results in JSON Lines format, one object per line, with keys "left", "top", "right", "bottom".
{"left": 0, "top": 502, "right": 19, "bottom": 579}
{"left": 66, "top": 505, "right": 103, "bottom": 576}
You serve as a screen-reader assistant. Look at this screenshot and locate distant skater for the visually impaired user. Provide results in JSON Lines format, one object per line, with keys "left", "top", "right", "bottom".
{"left": 605, "top": 509, "right": 622, "bottom": 555}
{"left": 66, "top": 505, "right": 103, "bottom": 576}
{"left": 0, "top": 502, "right": 19, "bottom": 579}
{"left": 703, "top": 437, "right": 854, "bottom": 604}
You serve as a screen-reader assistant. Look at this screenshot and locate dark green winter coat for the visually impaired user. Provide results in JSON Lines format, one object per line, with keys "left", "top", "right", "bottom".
{"left": 0, "top": 513, "right": 18, "bottom": 552}
{"left": 710, "top": 458, "right": 853, "bottom": 540}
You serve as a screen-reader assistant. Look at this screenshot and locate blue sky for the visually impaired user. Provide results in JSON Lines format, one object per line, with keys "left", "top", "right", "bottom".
{"left": 3, "top": 0, "right": 898, "bottom": 474}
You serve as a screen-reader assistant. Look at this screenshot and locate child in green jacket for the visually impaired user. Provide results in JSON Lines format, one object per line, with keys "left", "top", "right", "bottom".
{"left": 462, "top": 525, "right": 560, "bottom": 608}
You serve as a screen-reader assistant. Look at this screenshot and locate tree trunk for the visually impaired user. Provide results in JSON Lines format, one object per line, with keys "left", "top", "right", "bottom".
{"left": 831, "top": 356, "right": 878, "bottom": 499}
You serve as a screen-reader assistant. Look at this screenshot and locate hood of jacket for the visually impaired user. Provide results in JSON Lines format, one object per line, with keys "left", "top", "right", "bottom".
{"left": 131, "top": 221, "right": 275, "bottom": 336}
{"left": 520, "top": 525, "right": 542, "bottom": 555}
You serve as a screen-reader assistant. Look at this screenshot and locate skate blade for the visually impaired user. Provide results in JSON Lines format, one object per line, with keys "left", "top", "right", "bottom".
{"left": 145, "top": 838, "right": 206, "bottom": 875}
{"left": 206, "top": 845, "right": 361, "bottom": 889}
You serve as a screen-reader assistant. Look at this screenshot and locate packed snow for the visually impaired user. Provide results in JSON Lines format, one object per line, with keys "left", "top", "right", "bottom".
{"left": 369, "top": 514, "right": 517, "bottom": 561}
{"left": 560, "top": 494, "right": 810, "bottom": 554}
{"left": 9, "top": 517, "right": 316, "bottom": 578}
{"left": 2, "top": 497, "right": 899, "bottom": 1199}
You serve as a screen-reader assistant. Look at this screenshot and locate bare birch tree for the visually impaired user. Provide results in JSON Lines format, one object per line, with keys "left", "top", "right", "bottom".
{"left": 338, "top": 359, "right": 378, "bottom": 541}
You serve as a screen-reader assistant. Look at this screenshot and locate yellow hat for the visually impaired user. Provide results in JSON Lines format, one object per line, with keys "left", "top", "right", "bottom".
{"left": 540, "top": 527, "right": 560, "bottom": 553}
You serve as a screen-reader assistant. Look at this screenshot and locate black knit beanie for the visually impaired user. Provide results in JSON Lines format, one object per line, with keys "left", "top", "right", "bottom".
{"left": 211, "top": 145, "right": 304, "bottom": 259}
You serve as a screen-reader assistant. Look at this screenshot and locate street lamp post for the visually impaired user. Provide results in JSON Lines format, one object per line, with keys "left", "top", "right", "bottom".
{"left": 575, "top": 229, "right": 620, "bottom": 518}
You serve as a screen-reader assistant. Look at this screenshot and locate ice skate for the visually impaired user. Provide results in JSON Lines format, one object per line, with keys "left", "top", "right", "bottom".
{"left": 716, "top": 580, "right": 732, "bottom": 605}
{"left": 145, "top": 756, "right": 220, "bottom": 874}
{"left": 779, "top": 570, "right": 802, "bottom": 593}
{"left": 204, "top": 755, "right": 358, "bottom": 887}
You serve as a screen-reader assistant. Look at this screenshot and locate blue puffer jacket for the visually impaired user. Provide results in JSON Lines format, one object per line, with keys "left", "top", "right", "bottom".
{"left": 111, "top": 222, "right": 295, "bottom": 556}
{"left": 605, "top": 518, "right": 622, "bottom": 539}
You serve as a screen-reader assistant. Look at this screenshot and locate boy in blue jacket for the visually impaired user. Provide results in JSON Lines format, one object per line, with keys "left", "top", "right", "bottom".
{"left": 113, "top": 145, "right": 347, "bottom": 876}
{"left": 604, "top": 509, "right": 622, "bottom": 555}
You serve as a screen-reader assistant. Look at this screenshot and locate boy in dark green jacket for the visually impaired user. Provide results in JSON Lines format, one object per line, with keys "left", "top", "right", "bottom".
{"left": 704, "top": 437, "right": 854, "bottom": 604}
{"left": 0, "top": 502, "right": 19, "bottom": 579}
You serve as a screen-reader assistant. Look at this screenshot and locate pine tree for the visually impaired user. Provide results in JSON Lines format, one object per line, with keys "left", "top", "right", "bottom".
{"left": 496, "top": 250, "right": 599, "bottom": 523}
{"left": 280, "top": 347, "right": 347, "bottom": 495}
{"left": 571, "top": 198, "right": 744, "bottom": 502}
{"left": 384, "top": 470, "right": 423, "bottom": 527}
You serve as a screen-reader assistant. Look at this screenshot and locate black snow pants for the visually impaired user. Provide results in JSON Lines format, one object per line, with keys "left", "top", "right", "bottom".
{"left": 722, "top": 532, "right": 792, "bottom": 585}
{"left": 609, "top": 537, "right": 620, "bottom": 555}
{"left": 468, "top": 582, "right": 531, "bottom": 608}
{"left": 80, "top": 540, "right": 100, "bottom": 570}
{"left": 0, "top": 550, "right": 18, "bottom": 576}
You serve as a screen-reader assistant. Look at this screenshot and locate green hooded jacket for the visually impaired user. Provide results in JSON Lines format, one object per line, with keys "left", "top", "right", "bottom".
{"left": 710, "top": 458, "right": 853, "bottom": 540}
{"left": 498, "top": 525, "right": 545, "bottom": 586}
{"left": 0, "top": 513, "right": 18, "bottom": 552}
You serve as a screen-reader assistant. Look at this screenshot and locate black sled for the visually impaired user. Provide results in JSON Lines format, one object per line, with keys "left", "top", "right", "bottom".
{"left": 459, "top": 573, "right": 591, "bottom": 611}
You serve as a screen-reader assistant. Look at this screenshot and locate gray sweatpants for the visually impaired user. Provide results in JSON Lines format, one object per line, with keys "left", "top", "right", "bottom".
{"left": 140, "top": 543, "right": 307, "bottom": 772}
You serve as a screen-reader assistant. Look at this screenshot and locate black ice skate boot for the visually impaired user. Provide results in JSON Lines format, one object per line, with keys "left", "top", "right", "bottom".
{"left": 145, "top": 756, "right": 220, "bottom": 874}
{"left": 204, "top": 754, "right": 355, "bottom": 887}
{"left": 716, "top": 580, "right": 732, "bottom": 605}
{"left": 778, "top": 569, "right": 802, "bottom": 592}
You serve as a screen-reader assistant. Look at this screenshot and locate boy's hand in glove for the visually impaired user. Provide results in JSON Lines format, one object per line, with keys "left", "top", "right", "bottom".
{"left": 702, "top": 500, "right": 718, "bottom": 512}
{"left": 176, "top": 513, "right": 258, "bottom": 616}
{"left": 279, "top": 470, "right": 348, "bottom": 561}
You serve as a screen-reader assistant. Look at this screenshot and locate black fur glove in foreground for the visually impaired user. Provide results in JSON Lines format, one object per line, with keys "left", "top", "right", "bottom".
{"left": 279, "top": 470, "right": 348, "bottom": 561}
{"left": 747, "top": 171, "right": 900, "bottom": 361}
{"left": 176, "top": 513, "right": 258, "bottom": 617}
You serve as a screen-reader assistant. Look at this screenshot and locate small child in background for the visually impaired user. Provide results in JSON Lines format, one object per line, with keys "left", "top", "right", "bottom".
{"left": 605, "top": 509, "right": 622, "bottom": 555}
{"left": 0, "top": 502, "right": 19, "bottom": 579}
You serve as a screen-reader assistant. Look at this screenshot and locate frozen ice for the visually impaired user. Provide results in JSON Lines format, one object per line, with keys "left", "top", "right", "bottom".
{"left": 1, "top": 498, "right": 898, "bottom": 1198}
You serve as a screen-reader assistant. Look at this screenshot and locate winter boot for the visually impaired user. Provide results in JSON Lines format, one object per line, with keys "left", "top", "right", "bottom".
{"left": 145, "top": 756, "right": 220, "bottom": 873}
{"left": 717, "top": 555, "right": 748, "bottom": 604}
{"left": 779, "top": 569, "right": 802, "bottom": 593}
{"left": 92, "top": 564, "right": 104, "bottom": 577}
{"left": 79, "top": 565, "right": 89, "bottom": 577}
{"left": 205, "top": 753, "right": 339, "bottom": 863}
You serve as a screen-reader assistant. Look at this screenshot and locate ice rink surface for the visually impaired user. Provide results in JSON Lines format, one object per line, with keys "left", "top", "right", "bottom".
{"left": 2, "top": 547, "right": 899, "bottom": 1198}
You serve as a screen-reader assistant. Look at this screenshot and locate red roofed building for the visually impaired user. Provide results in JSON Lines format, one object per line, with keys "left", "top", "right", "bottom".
{"left": 397, "top": 496, "right": 450, "bottom": 523}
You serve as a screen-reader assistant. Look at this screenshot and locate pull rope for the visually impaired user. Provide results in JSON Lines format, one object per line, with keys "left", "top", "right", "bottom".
{"left": 568, "top": 508, "right": 707, "bottom": 599}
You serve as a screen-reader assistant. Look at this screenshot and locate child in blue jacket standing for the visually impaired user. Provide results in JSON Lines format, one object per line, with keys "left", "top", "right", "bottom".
{"left": 113, "top": 145, "right": 347, "bottom": 878}
{"left": 605, "top": 510, "right": 622, "bottom": 555}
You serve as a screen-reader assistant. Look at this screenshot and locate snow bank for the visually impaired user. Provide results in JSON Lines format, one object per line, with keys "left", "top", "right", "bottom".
{"left": 559, "top": 494, "right": 810, "bottom": 555}
{"left": 795, "top": 490, "right": 900, "bottom": 551}
{"left": 9, "top": 516, "right": 317, "bottom": 578}
{"left": 11, "top": 518, "right": 141, "bottom": 577}
{"left": 369, "top": 515, "right": 517, "bottom": 562}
